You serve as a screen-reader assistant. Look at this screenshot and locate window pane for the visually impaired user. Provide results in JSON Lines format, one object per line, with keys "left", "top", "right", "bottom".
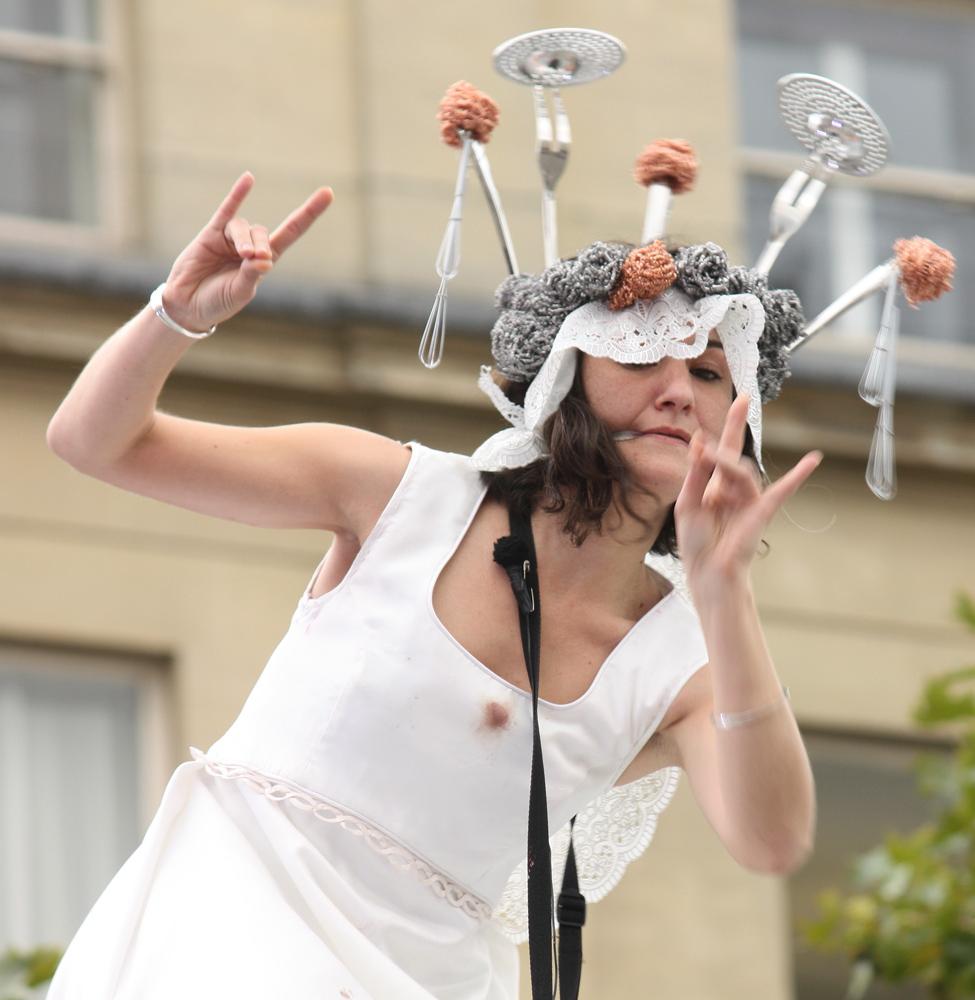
{"left": 0, "top": 58, "right": 97, "bottom": 224}
{"left": 0, "top": 0, "right": 98, "bottom": 41}
{"left": 865, "top": 56, "right": 955, "bottom": 174}
{"left": 736, "top": 0, "right": 975, "bottom": 175}
{"left": 739, "top": 38, "right": 820, "bottom": 154}
{"left": 791, "top": 732, "right": 948, "bottom": 1000}
{"left": 0, "top": 665, "right": 141, "bottom": 949}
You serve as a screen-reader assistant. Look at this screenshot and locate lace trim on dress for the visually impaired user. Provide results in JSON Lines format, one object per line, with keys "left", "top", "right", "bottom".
{"left": 492, "top": 766, "right": 682, "bottom": 943}
{"left": 188, "top": 747, "right": 493, "bottom": 922}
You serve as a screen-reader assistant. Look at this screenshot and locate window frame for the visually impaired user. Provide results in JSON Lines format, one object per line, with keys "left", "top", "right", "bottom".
{"left": 0, "top": 0, "right": 134, "bottom": 250}
{"left": 0, "top": 641, "right": 173, "bottom": 840}
{"left": 0, "top": 640, "right": 172, "bottom": 945}
{"left": 734, "top": 0, "right": 975, "bottom": 399}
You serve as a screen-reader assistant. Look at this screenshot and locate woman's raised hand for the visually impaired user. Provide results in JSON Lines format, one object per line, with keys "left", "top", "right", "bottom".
{"left": 675, "top": 392, "right": 822, "bottom": 597}
{"left": 161, "top": 172, "right": 333, "bottom": 333}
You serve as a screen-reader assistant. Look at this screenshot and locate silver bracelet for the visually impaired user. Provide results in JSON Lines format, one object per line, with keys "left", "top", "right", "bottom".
{"left": 711, "top": 685, "right": 791, "bottom": 730}
{"left": 148, "top": 283, "right": 216, "bottom": 340}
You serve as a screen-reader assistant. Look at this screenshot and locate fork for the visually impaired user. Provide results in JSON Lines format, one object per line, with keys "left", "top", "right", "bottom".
{"left": 533, "top": 83, "right": 571, "bottom": 266}
{"left": 754, "top": 164, "right": 827, "bottom": 276}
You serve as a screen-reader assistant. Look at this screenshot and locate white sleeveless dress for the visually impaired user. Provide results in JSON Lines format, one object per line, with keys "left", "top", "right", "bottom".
{"left": 46, "top": 440, "right": 709, "bottom": 1000}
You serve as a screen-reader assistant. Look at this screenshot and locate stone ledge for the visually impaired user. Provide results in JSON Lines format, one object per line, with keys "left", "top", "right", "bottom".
{"left": 3, "top": 282, "right": 975, "bottom": 472}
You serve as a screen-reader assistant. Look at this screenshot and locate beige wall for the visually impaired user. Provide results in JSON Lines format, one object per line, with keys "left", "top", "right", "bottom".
{"left": 3, "top": 2, "right": 975, "bottom": 998}
{"left": 126, "top": 0, "right": 742, "bottom": 290}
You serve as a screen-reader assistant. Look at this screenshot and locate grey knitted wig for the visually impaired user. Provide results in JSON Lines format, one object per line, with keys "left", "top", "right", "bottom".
{"left": 489, "top": 240, "right": 804, "bottom": 403}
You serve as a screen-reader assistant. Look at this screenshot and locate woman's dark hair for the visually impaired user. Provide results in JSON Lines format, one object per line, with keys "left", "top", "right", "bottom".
{"left": 479, "top": 362, "right": 759, "bottom": 558}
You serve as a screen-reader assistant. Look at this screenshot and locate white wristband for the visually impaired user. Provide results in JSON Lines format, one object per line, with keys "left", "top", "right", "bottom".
{"left": 149, "top": 283, "right": 216, "bottom": 340}
{"left": 711, "top": 685, "right": 791, "bottom": 730}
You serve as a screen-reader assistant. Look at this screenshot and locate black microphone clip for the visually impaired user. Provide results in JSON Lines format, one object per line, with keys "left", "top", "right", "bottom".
{"left": 493, "top": 535, "right": 535, "bottom": 616}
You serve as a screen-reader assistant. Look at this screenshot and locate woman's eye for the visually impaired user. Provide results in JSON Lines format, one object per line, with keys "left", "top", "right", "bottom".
{"left": 692, "top": 368, "right": 721, "bottom": 381}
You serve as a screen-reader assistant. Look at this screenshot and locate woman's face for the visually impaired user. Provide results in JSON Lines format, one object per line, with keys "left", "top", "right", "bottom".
{"left": 579, "top": 334, "right": 734, "bottom": 500}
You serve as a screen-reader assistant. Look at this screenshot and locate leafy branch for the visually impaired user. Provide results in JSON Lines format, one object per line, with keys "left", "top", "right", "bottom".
{"left": 0, "top": 947, "right": 63, "bottom": 1000}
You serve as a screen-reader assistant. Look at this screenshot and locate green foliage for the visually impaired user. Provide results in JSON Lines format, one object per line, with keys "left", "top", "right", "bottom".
{"left": 0, "top": 946, "right": 62, "bottom": 1000}
{"left": 801, "top": 590, "right": 975, "bottom": 999}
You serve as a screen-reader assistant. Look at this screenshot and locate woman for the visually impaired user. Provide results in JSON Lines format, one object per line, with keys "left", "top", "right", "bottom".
{"left": 45, "top": 172, "right": 820, "bottom": 999}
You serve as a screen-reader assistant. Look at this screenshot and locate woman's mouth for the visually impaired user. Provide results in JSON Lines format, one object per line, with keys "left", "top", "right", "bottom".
{"left": 612, "top": 429, "right": 690, "bottom": 445}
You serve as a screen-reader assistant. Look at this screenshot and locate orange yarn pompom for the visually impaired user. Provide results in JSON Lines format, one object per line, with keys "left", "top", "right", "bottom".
{"left": 608, "top": 242, "right": 677, "bottom": 310}
{"left": 894, "top": 236, "right": 955, "bottom": 307}
{"left": 633, "top": 139, "right": 698, "bottom": 193}
{"left": 437, "top": 80, "right": 500, "bottom": 148}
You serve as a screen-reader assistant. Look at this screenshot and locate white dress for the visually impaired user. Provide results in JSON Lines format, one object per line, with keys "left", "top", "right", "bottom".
{"left": 46, "top": 440, "right": 709, "bottom": 999}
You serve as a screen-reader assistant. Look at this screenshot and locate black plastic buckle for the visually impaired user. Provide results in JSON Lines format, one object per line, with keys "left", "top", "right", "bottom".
{"left": 557, "top": 890, "right": 587, "bottom": 928}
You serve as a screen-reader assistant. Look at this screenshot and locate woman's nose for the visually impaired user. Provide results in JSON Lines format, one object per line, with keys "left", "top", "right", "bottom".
{"left": 651, "top": 358, "right": 694, "bottom": 411}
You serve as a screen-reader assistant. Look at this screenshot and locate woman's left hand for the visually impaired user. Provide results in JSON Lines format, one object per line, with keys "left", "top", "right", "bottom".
{"left": 675, "top": 392, "right": 822, "bottom": 593}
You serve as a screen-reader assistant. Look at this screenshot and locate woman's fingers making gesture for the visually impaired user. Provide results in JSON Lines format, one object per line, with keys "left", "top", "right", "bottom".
{"left": 162, "top": 172, "right": 334, "bottom": 333}
{"left": 675, "top": 392, "right": 822, "bottom": 593}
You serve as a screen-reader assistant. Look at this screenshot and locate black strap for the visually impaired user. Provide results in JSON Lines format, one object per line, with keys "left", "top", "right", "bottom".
{"left": 494, "top": 503, "right": 585, "bottom": 999}
{"left": 557, "top": 815, "right": 585, "bottom": 1000}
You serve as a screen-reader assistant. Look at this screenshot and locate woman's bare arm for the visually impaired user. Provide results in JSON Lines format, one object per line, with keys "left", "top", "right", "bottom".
{"left": 45, "top": 174, "right": 411, "bottom": 536}
{"left": 71, "top": 413, "right": 411, "bottom": 532}
{"left": 46, "top": 303, "right": 197, "bottom": 465}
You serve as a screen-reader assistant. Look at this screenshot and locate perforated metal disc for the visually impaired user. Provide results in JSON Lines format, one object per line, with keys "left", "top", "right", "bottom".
{"left": 777, "top": 73, "right": 890, "bottom": 176}
{"left": 492, "top": 28, "right": 625, "bottom": 87}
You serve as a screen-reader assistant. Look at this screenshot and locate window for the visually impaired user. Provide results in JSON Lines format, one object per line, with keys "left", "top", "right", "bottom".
{"left": 0, "top": 0, "right": 121, "bottom": 240}
{"left": 0, "top": 642, "right": 170, "bottom": 951}
{"left": 736, "top": 0, "right": 975, "bottom": 359}
{"left": 790, "top": 730, "right": 951, "bottom": 1000}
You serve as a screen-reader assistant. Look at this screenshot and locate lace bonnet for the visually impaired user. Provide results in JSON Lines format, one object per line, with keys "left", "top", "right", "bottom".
{"left": 471, "top": 240, "right": 780, "bottom": 473}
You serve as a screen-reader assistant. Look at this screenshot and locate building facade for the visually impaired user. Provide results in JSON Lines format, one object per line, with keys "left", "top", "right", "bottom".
{"left": 2, "top": 1, "right": 974, "bottom": 996}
